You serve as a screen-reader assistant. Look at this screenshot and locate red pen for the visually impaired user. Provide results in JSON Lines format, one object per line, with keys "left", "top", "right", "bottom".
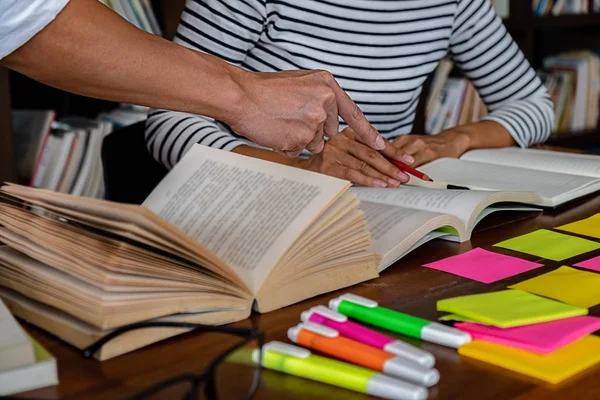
{"left": 387, "top": 158, "right": 433, "bottom": 182}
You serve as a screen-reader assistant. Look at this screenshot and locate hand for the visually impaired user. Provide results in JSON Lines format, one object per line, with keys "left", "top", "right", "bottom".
{"left": 391, "top": 129, "right": 471, "bottom": 167}
{"left": 293, "top": 128, "right": 414, "bottom": 187}
{"left": 227, "top": 69, "right": 386, "bottom": 157}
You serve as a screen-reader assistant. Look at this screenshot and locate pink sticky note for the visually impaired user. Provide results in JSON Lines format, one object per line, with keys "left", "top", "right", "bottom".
{"left": 574, "top": 255, "right": 600, "bottom": 273}
{"left": 423, "top": 248, "right": 543, "bottom": 283}
{"left": 456, "top": 316, "right": 600, "bottom": 354}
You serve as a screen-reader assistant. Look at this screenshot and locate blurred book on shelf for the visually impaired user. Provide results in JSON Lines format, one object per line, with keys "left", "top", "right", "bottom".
{"left": 491, "top": 0, "right": 510, "bottom": 18}
{"left": 533, "top": 0, "right": 599, "bottom": 15}
{"left": 98, "top": 0, "right": 162, "bottom": 36}
{"left": 13, "top": 106, "right": 148, "bottom": 198}
{"left": 425, "top": 60, "right": 488, "bottom": 135}
{"left": 540, "top": 51, "right": 600, "bottom": 137}
{"left": 426, "top": 52, "right": 600, "bottom": 140}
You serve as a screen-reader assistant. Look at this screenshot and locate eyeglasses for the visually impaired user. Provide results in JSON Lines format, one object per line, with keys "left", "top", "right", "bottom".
{"left": 82, "top": 321, "right": 265, "bottom": 400}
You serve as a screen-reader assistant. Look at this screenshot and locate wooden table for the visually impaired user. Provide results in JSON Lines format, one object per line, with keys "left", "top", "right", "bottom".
{"left": 19, "top": 182, "right": 600, "bottom": 400}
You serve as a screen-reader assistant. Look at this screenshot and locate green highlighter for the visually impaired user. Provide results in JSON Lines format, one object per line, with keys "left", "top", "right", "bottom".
{"left": 329, "top": 293, "right": 471, "bottom": 349}
{"left": 253, "top": 341, "right": 427, "bottom": 400}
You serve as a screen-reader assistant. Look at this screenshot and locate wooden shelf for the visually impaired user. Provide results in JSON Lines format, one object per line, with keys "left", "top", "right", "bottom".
{"left": 534, "top": 13, "right": 600, "bottom": 29}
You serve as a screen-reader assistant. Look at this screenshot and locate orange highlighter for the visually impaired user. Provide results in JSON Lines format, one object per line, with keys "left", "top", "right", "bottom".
{"left": 288, "top": 322, "right": 439, "bottom": 387}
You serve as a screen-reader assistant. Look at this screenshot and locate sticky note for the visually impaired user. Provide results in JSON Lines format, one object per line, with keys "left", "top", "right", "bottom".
{"left": 557, "top": 214, "right": 600, "bottom": 239}
{"left": 509, "top": 266, "right": 600, "bottom": 308}
{"left": 423, "top": 248, "right": 543, "bottom": 283}
{"left": 494, "top": 229, "right": 600, "bottom": 261}
{"left": 458, "top": 336, "right": 600, "bottom": 384}
{"left": 574, "top": 255, "right": 600, "bottom": 272}
{"left": 456, "top": 316, "right": 600, "bottom": 354}
{"left": 437, "top": 289, "right": 587, "bottom": 328}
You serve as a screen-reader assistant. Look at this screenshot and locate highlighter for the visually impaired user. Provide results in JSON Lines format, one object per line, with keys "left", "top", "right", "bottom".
{"left": 288, "top": 322, "right": 439, "bottom": 387}
{"left": 253, "top": 341, "right": 428, "bottom": 400}
{"left": 301, "top": 305, "right": 435, "bottom": 368}
{"left": 329, "top": 293, "right": 471, "bottom": 349}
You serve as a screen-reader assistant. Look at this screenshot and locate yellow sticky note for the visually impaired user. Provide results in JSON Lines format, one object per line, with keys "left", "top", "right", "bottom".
{"left": 494, "top": 229, "right": 600, "bottom": 261}
{"left": 509, "top": 266, "right": 600, "bottom": 308}
{"left": 437, "top": 289, "right": 587, "bottom": 328}
{"left": 557, "top": 214, "right": 600, "bottom": 239}
{"left": 459, "top": 336, "right": 600, "bottom": 384}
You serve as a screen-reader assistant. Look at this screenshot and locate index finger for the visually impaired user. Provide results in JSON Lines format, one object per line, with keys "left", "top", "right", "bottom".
{"left": 327, "top": 78, "right": 385, "bottom": 151}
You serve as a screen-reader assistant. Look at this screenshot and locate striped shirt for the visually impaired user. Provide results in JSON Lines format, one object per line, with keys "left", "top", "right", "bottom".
{"left": 145, "top": 0, "right": 554, "bottom": 169}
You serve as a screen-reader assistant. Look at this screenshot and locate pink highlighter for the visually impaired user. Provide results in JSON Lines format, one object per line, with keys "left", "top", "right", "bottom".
{"left": 301, "top": 305, "right": 436, "bottom": 368}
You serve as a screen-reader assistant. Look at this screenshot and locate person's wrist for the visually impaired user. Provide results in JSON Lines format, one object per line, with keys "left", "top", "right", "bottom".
{"left": 439, "top": 127, "right": 472, "bottom": 155}
{"left": 197, "top": 60, "right": 250, "bottom": 127}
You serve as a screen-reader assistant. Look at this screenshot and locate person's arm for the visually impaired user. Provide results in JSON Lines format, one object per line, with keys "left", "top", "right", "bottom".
{"left": 1, "top": 0, "right": 386, "bottom": 155}
{"left": 144, "top": 0, "right": 271, "bottom": 168}
{"left": 392, "top": 0, "right": 554, "bottom": 166}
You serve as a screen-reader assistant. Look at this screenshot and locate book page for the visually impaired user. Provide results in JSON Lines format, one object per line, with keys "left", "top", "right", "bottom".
{"left": 359, "top": 201, "right": 460, "bottom": 270}
{"left": 0, "top": 295, "right": 35, "bottom": 370}
{"left": 419, "top": 158, "right": 599, "bottom": 201}
{"left": 351, "top": 186, "right": 496, "bottom": 228}
{"left": 461, "top": 148, "right": 600, "bottom": 178}
{"left": 143, "top": 144, "right": 349, "bottom": 293}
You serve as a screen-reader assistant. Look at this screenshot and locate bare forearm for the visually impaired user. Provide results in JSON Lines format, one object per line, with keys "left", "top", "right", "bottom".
{"left": 447, "top": 120, "right": 516, "bottom": 151}
{"left": 2, "top": 0, "right": 245, "bottom": 122}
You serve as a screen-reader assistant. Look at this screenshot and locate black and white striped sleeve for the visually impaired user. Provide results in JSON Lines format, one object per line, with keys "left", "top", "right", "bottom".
{"left": 450, "top": 0, "right": 554, "bottom": 147}
{"left": 144, "top": 0, "right": 266, "bottom": 168}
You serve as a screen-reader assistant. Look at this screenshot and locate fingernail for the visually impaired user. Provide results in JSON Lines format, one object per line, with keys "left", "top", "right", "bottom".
{"left": 375, "top": 135, "right": 385, "bottom": 150}
{"left": 388, "top": 179, "right": 401, "bottom": 187}
{"left": 402, "top": 154, "right": 415, "bottom": 164}
{"left": 397, "top": 171, "right": 409, "bottom": 182}
{"left": 375, "top": 180, "right": 388, "bottom": 188}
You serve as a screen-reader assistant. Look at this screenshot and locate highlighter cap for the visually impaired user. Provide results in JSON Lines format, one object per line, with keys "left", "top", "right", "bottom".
{"left": 329, "top": 293, "right": 378, "bottom": 311}
{"left": 252, "top": 341, "right": 311, "bottom": 365}
{"left": 288, "top": 322, "right": 339, "bottom": 342}
{"left": 301, "top": 305, "right": 348, "bottom": 323}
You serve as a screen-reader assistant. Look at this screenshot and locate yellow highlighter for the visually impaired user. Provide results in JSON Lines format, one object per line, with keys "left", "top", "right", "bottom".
{"left": 252, "top": 341, "right": 428, "bottom": 400}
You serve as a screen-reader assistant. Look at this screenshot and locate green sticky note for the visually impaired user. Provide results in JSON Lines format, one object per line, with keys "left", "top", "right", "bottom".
{"left": 557, "top": 214, "right": 600, "bottom": 239}
{"left": 437, "top": 289, "right": 588, "bottom": 328}
{"left": 509, "top": 266, "right": 600, "bottom": 308}
{"left": 494, "top": 229, "right": 600, "bottom": 261}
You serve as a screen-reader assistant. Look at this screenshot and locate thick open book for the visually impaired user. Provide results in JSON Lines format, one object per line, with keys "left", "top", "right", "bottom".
{"left": 0, "top": 145, "right": 378, "bottom": 359}
{"left": 350, "top": 186, "right": 539, "bottom": 271}
{"left": 416, "top": 148, "right": 600, "bottom": 207}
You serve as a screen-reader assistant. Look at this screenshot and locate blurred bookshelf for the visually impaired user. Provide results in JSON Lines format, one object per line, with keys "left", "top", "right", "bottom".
{"left": 422, "top": 0, "right": 600, "bottom": 149}
{"left": 0, "top": 0, "right": 598, "bottom": 185}
{"left": 0, "top": 0, "right": 186, "bottom": 189}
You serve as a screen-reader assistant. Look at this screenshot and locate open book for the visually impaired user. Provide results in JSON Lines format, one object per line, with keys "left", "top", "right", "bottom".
{"left": 0, "top": 144, "right": 378, "bottom": 359}
{"left": 415, "top": 148, "right": 600, "bottom": 207}
{"left": 350, "top": 186, "right": 539, "bottom": 271}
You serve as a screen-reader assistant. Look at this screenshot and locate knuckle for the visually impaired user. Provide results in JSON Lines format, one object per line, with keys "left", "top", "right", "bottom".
{"left": 322, "top": 90, "right": 336, "bottom": 105}
{"left": 358, "top": 161, "right": 368, "bottom": 173}
{"left": 365, "top": 151, "right": 378, "bottom": 162}
{"left": 288, "top": 134, "right": 307, "bottom": 148}
{"left": 341, "top": 168, "right": 352, "bottom": 180}
{"left": 315, "top": 69, "right": 335, "bottom": 84}
{"left": 424, "top": 148, "right": 436, "bottom": 158}
{"left": 304, "top": 107, "right": 328, "bottom": 124}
